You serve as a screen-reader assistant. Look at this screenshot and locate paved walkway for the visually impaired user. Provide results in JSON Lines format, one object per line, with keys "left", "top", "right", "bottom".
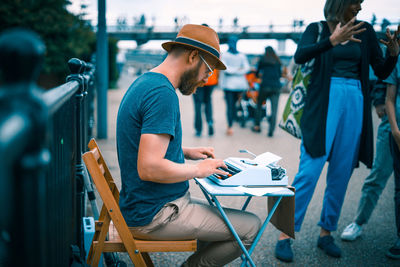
{"left": 94, "top": 67, "right": 398, "bottom": 266}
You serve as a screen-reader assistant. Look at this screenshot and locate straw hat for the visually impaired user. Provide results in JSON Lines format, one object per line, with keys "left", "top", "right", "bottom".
{"left": 162, "top": 24, "right": 226, "bottom": 70}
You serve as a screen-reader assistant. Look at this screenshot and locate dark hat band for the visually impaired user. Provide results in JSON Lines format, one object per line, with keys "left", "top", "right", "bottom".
{"left": 175, "top": 37, "right": 220, "bottom": 58}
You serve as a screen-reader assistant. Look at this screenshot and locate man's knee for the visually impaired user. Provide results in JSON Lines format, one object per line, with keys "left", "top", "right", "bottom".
{"left": 242, "top": 213, "right": 262, "bottom": 244}
{"left": 362, "top": 177, "right": 383, "bottom": 192}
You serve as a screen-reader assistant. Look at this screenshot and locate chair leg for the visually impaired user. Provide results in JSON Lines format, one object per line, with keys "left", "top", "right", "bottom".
{"left": 142, "top": 252, "right": 154, "bottom": 267}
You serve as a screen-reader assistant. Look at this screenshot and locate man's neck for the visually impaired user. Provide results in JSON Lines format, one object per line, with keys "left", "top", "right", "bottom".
{"left": 151, "top": 57, "right": 183, "bottom": 89}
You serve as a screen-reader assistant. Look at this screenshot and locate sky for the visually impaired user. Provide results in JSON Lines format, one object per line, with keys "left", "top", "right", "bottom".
{"left": 68, "top": 0, "right": 400, "bottom": 55}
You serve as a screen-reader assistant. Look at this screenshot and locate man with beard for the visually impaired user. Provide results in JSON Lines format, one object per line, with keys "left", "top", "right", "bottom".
{"left": 116, "top": 24, "right": 261, "bottom": 267}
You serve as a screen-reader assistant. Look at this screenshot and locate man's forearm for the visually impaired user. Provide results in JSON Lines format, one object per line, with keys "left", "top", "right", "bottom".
{"left": 138, "top": 158, "right": 196, "bottom": 184}
{"left": 182, "top": 147, "right": 190, "bottom": 159}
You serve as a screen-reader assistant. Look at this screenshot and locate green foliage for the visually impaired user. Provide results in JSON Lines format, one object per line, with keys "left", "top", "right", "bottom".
{"left": 0, "top": 0, "right": 96, "bottom": 85}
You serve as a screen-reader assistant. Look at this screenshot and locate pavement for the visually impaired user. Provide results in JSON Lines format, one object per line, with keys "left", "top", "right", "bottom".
{"left": 93, "top": 65, "right": 399, "bottom": 267}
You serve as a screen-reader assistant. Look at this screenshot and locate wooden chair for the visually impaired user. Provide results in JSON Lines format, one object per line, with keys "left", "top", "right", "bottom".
{"left": 82, "top": 138, "right": 197, "bottom": 267}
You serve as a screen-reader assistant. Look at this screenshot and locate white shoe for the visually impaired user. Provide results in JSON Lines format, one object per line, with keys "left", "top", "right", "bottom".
{"left": 341, "top": 222, "right": 362, "bottom": 241}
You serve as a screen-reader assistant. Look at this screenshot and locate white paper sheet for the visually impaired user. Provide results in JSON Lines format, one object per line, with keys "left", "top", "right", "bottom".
{"left": 253, "top": 152, "right": 282, "bottom": 166}
{"left": 234, "top": 186, "right": 285, "bottom": 196}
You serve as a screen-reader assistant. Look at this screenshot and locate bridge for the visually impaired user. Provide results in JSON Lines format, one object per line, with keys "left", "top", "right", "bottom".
{"left": 108, "top": 25, "right": 305, "bottom": 45}
{"left": 106, "top": 24, "right": 391, "bottom": 45}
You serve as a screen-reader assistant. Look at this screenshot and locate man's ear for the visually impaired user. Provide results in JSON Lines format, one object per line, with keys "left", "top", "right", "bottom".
{"left": 187, "top": 49, "right": 199, "bottom": 65}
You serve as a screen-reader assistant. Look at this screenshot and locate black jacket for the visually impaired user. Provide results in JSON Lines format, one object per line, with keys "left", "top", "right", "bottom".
{"left": 256, "top": 59, "right": 282, "bottom": 89}
{"left": 296, "top": 21, "right": 398, "bottom": 168}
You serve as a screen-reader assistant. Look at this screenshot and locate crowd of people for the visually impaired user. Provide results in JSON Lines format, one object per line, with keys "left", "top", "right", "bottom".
{"left": 115, "top": 0, "right": 400, "bottom": 265}
{"left": 192, "top": 37, "right": 286, "bottom": 138}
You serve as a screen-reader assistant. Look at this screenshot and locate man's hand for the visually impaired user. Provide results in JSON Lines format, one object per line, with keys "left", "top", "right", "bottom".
{"left": 184, "top": 147, "right": 215, "bottom": 160}
{"left": 329, "top": 17, "right": 366, "bottom": 46}
{"left": 195, "top": 158, "right": 229, "bottom": 178}
{"left": 375, "top": 104, "right": 386, "bottom": 118}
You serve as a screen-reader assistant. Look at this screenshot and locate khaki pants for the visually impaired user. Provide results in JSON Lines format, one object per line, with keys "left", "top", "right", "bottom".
{"left": 130, "top": 192, "right": 261, "bottom": 267}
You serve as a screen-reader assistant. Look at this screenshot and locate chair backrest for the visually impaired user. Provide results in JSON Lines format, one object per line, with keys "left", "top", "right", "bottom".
{"left": 83, "top": 138, "right": 148, "bottom": 266}
{"left": 83, "top": 138, "right": 196, "bottom": 267}
{"left": 87, "top": 138, "right": 119, "bottom": 201}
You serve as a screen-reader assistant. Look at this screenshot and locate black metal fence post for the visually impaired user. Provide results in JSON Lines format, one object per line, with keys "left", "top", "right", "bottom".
{"left": 66, "top": 58, "right": 90, "bottom": 260}
{"left": 0, "top": 27, "right": 96, "bottom": 266}
{"left": 0, "top": 28, "right": 50, "bottom": 267}
{"left": 84, "top": 62, "right": 96, "bottom": 147}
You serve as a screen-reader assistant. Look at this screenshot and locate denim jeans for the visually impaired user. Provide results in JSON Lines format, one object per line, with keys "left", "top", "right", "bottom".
{"left": 223, "top": 90, "right": 243, "bottom": 127}
{"left": 355, "top": 118, "right": 393, "bottom": 225}
{"left": 193, "top": 85, "right": 214, "bottom": 134}
{"left": 389, "top": 134, "right": 400, "bottom": 237}
{"left": 254, "top": 87, "right": 280, "bottom": 135}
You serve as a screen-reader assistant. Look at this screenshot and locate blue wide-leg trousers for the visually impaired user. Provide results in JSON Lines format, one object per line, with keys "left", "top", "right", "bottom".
{"left": 293, "top": 77, "right": 363, "bottom": 232}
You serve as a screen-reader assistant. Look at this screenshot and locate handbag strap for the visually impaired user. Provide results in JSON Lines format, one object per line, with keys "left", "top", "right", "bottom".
{"left": 301, "top": 21, "right": 323, "bottom": 73}
{"left": 316, "top": 21, "right": 323, "bottom": 42}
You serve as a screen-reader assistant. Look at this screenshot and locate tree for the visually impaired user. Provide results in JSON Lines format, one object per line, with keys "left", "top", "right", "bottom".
{"left": 0, "top": 0, "right": 96, "bottom": 88}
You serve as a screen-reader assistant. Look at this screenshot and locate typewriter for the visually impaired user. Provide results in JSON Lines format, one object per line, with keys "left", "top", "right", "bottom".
{"left": 207, "top": 156, "right": 288, "bottom": 187}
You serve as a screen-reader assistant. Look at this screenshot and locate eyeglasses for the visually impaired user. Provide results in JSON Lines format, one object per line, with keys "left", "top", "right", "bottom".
{"left": 199, "top": 54, "right": 214, "bottom": 77}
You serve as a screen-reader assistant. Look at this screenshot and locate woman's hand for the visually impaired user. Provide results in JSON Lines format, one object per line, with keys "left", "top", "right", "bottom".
{"left": 329, "top": 17, "right": 366, "bottom": 46}
{"left": 380, "top": 25, "right": 400, "bottom": 57}
{"left": 375, "top": 104, "right": 386, "bottom": 118}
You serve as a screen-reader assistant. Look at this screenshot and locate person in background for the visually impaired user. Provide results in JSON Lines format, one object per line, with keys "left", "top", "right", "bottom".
{"left": 252, "top": 46, "right": 282, "bottom": 137}
{"left": 192, "top": 68, "right": 218, "bottom": 137}
{"left": 192, "top": 23, "right": 219, "bottom": 137}
{"left": 116, "top": 24, "right": 261, "bottom": 267}
{"left": 385, "top": 53, "right": 400, "bottom": 259}
{"left": 340, "top": 76, "right": 393, "bottom": 241}
{"left": 116, "top": 49, "right": 126, "bottom": 75}
{"left": 274, "top": 0, "right": 399, "bottom": 262}
{"left": 285, "top": 57, "right": 297, "bottom": 91}
{"left": 220, "top": 35, "right": 250, "bottom": 136}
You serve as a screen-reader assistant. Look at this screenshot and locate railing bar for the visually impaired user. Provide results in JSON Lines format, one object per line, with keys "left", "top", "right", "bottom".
{"left": 0, "top": 113, "right": 32, "bottom": 159}
{"left": 42, "top": 80, "right": 80, "bottom": 115}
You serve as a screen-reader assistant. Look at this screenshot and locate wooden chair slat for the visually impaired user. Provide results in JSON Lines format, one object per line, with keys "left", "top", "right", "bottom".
{"left": 98, "top": 163, "right": 105, "bottom": 175}
{"left": 93, "top": 240, "right": 197, "bottom": 253}
{"left": 92, "top": 147, "right": 100, "bottom": 161}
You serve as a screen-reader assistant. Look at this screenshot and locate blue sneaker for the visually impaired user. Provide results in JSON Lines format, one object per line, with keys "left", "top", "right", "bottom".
{"left": 208, "top": 124, "right": 214, "bottom": 136}
{"left": 317, "top": 235, "right": 341, "bottom": 257}
{"left": 386, "top": 238, "right": 400, "bottom": 259}
{"left": 275, "top": 239, "right": 293, "bottom": 262}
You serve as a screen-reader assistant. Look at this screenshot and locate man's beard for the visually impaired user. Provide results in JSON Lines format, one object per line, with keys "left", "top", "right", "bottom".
{"left": 178, "top": 61, "right": 203, "bottom": 95}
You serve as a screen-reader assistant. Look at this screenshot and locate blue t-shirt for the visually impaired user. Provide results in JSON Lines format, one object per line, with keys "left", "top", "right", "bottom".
{"left": 116, "top": 72, "right": 188, "bottom": 227}
{"left": 384, "top": 57, "right": 400, "bottom": 127}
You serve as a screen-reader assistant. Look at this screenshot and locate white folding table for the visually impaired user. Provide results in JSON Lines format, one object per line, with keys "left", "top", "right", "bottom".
{"left": 194, "top": 178, "right": 294, "bottom": 267}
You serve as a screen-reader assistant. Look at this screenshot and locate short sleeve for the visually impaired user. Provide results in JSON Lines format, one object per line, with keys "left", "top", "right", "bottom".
{"left": 140, "top": 86, "right": 179, "bottom": 138}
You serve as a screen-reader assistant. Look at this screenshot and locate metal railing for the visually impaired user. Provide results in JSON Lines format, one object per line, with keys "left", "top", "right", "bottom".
{"left": 0, "top": 29, "right": 95, "bottom": 266}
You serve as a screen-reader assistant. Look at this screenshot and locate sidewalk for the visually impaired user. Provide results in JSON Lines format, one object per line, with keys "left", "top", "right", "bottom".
{"left": 95, "top": 67, "right": 397, "bottom": 266}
